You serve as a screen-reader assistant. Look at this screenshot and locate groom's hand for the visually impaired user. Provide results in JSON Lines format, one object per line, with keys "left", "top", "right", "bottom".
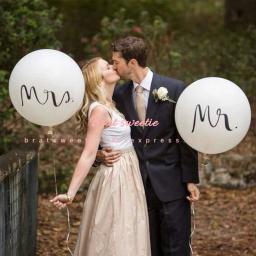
{"left": 186, "top": 183, "right": 200, "bottom": 202}
{"left": 100, "top": 147, "right": 122, "bottom": 167}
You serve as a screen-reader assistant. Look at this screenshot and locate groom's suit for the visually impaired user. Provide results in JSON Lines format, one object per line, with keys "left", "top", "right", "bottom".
{"left": 113, "top": 72, "right": 199, "bottom": 256}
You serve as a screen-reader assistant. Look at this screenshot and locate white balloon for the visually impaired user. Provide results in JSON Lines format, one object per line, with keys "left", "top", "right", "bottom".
{"left": 175, "top": 77, "right": 251, "bottom": 154}
{"left": 9, "top": 49, "right": 85, "bottom": 126}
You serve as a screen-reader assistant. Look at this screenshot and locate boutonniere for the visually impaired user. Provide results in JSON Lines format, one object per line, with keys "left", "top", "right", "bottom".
{"left": 152, "top": 87, "right": 176, "bottom": 103}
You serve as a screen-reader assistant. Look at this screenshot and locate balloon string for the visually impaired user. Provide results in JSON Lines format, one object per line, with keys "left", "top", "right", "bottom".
{"left": 190, "top": 153, "right": 208, "bottom": 255}
{"left": 189, "top": 202, "right": 196, "bottom": 255}
{"left": 202, "top": 153, "right": 210, "bottom": 166}
{"left": 49, "top": 126, "right": 74, "bottom": 256}
{"left": 53, "top": 157, "right": 58, "bottom": 195}
{"left": 66, "top": 206, "right": 74, "bottom": 256}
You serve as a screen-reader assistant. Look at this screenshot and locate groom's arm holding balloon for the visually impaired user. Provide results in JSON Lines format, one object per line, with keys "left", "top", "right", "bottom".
{"left": 174, "top": 81, "right": 200, "bottom": 202}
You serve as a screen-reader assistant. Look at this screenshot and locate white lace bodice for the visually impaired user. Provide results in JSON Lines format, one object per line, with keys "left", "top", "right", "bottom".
{"left": 88, "top": 101, "right": 133, "bottom": 150}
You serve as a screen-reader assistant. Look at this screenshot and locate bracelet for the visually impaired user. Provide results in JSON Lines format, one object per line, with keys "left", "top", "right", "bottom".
{"left": 66, "top": 193, "right": 73, "bottom": 203}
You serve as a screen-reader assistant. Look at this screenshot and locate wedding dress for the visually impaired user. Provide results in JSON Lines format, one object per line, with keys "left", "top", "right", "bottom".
{"left": 73, "top": 101, "right": 151, "bottom": 256}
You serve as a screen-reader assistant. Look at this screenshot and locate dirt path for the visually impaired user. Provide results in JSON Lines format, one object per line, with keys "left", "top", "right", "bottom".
{"left": 36, "top": 186, "right": 256, "bottom": 256}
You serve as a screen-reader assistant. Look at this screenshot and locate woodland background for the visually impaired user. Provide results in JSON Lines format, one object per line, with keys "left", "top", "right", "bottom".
{"left": 0, "top": 0, "right": 255, "bottom": 255}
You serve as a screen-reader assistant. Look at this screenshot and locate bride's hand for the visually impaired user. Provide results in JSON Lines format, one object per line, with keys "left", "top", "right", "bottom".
{"left": 50, "top": 194, "right": 71, "bottom": 209}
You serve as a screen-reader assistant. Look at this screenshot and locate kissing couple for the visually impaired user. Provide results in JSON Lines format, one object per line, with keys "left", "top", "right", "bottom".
{"left": 51, "top": 36, "right": 200, "bottom": 256}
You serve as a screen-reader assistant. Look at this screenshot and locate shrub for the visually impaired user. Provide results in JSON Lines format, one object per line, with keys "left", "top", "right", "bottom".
{"left": 0, "top": 0, "right": 62, "bottom": 154}
{"left": 83, "top": 8, "right": 256, "bottom": 96}
{"left": 83, "top": 8, "right": 172, "bottom": 74}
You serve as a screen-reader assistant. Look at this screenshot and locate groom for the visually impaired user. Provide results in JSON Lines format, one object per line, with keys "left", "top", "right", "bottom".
{"left": 99, "top": 36, "right": 199, "bottom": 256}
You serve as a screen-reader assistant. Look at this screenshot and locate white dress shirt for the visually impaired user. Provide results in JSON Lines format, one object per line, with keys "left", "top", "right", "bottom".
{"left": 132, "top": 68, "right": 153, "bottom": 110}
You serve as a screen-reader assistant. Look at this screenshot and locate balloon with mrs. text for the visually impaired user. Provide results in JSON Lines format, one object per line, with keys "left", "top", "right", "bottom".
{"left": 9, "top": 49, "right": 85, "bottom": 126}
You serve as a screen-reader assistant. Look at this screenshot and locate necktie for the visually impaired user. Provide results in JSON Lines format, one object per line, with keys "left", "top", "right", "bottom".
{"left": 135, "top": 85, "right": 146, "bottom": 127}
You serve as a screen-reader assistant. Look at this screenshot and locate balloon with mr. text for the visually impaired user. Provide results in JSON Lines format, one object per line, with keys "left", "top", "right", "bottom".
{"left": 175, "top": 77, "right": 251, "bottom": 154}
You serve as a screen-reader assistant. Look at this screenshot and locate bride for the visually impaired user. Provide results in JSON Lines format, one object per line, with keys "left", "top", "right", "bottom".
{"left": 50, "top": 57, "right": 151, "bottom": 256}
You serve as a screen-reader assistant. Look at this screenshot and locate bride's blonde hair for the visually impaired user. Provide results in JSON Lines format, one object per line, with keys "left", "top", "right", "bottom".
{"left": 76, "top": 57, "right": 114, "bottom": 135}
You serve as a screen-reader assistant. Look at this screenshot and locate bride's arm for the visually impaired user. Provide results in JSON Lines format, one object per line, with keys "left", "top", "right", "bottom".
{"left": 50, "top": 106, "right": 109, "bottom": 208}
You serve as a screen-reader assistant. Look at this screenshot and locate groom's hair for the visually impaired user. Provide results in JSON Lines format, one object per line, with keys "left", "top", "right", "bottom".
{"left": 111, "top": 36, "right": 148, "bottom": 67}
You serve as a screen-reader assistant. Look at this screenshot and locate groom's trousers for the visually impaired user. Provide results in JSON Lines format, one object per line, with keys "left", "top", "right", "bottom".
{"left": 145, "top": 177, "right": 191, "bottom": 256}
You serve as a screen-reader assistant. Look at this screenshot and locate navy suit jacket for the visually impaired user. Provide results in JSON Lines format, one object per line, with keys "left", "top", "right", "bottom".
{"left": 113, "top": 73, "right": 199, "bottom": 202}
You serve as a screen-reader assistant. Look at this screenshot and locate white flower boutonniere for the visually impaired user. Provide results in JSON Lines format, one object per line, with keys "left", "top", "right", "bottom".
{"left": 152, "top": 87, "right": 176, "bottom": 103}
